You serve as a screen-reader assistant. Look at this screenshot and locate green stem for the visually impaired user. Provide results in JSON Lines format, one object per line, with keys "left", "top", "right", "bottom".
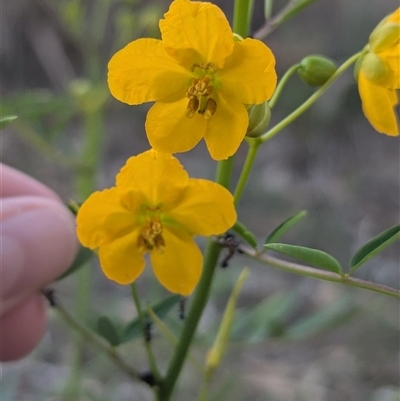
{"left": 260, "top": 51, "right": 365, "bottom": 144}
{"left": 158, "top": 241, "right": 222, "bottom": 401}
{"left": 76, "top": 110, "right": 103, "bottom": 197}
{"left": 131, "top": 284, "right": 162, "bottom": 384}
{"left": 268, "top": 63, "right": 300, "bottom": 109}
{"left": 233, "top": 0, "right": 254, "bottom": 37}
{"left": 244, "top": 248, "right": 400, "bottom": 298}
{"left": 157, "top": 2, "right": 255, "bottom": 399}
{"left": 47, "top": 293, "right": 143, "bottom": 382}
{"left": 196, "top": 379, "right": 209, "bottom": 401}
{"left": 264, "top": 0, "right": 274, "bottom": 19}
{"left": 216, "top": 156, "right": 235, "bottom": 190}
{"left": 233, "top": 139, "right": 261, "bottom": 204}
{"left": 254, "top": 0, "right": 318, "bottom": 39}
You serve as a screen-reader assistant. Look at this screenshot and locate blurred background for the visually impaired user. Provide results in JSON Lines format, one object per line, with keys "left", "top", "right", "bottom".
{"left": 1, "top": 0, "right": 399, "bottom": 400}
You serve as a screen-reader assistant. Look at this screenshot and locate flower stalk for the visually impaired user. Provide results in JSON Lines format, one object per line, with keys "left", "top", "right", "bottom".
{"left": 45, "top": 292, "right": 143, "bottom": 383}
{"left": 233, "top": 0, "right": 254, "bottom": 37}
{"left": 260, "top": 50, "right": 366, "bottom": 143}
{"left": 234, "top": 138, "right": 261, "bottom": 204}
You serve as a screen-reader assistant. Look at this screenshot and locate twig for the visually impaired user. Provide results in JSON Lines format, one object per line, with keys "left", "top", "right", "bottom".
{"left": 242, "top": 248, "right": 400, "bottom": 298}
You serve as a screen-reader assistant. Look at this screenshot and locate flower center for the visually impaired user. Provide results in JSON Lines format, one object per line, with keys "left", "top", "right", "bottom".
{"left": 137, "top": 207, "right": 165, "bottom": 253}
{"left": 186, "top": 63, "right": 218, "bottom": 120}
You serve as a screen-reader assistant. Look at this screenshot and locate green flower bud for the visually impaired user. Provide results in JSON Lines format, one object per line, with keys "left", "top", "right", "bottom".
{"left": 353, "top": 56, "right": 364, "bottom": 81}
{"left": 206, "top": 269, "right": 249, "bottom": 376}
{"left": 369, "top": 22, "right": 400, "bottom": 53}
{"left": 360, "top": 52, "right": 389, "bottom": 83}
{"left": 297, "top": 55, "right": 337, "bottom": 87}
{"left": 246, "top": 102, "right": 271, "bottom": 138}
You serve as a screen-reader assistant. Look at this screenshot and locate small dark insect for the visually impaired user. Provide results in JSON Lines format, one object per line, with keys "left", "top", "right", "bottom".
{"left": 144, "top": 320, "right": 152, "bottom": 343}
{"left": 217, "top": 232, "right": 243, "bottom": 268}
{"left": 41, "top": 288, "right": 56, "bottom": 307}
{"left": 179, "top": 297, "right": 187, "bottom": 320}
{"left": 139, "top": 370, "right": 157, "bottom": 387}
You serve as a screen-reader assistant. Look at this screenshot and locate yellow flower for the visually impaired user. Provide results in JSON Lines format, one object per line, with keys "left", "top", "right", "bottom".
{"left": 357, "top": 8, "right": 400, "bottom": 136}
{"left": 76, "top": 150, "right": 237, "bottom": 295}
{"left": 108, "top": 0, "right": 277, "bottom": 160}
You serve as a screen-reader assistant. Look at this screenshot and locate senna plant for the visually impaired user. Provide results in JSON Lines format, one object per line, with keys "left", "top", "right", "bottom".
{"left": 2, "top": 0, "right": 399, "bottom": 400}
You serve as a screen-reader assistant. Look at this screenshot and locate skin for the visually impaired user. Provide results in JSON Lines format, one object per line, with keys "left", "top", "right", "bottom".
{"left": 1, "top": 164, "right": 78, "bottom": 361}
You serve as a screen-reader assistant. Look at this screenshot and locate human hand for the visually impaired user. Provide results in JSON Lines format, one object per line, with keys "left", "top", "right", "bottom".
{"left": 1, "top": 164, "right": 78, "bottom": 361}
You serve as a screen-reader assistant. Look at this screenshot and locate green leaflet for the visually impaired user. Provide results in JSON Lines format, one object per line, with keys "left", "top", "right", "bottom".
{"left": 96, "top": 316, "right": 121, "bottom": 347}
{"left": 264, "top": 243, "right": 343, "bottom": 275}
{"left": 265, "top": 210, "right": 307, "bottom": 244}
{"left": 349, "top": 224, "right": 400, "bottom": 275}
{"left": 232, "top": 220, "right": 258, "bottom": 249}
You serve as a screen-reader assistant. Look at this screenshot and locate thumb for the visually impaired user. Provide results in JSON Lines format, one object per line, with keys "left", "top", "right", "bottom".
{"left": 1, "top": 196, "right": 78, "bottom": 315}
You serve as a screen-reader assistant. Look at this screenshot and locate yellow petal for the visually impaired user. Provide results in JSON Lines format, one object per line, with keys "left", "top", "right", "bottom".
{"left": 108, "top": 38, "right": 190, "bottom": 105}
{"left": 150, "top": 227, "right": 202, "bottom": 295}
{"left": 160, "top": 0, "right": 234, "bottom": 69}
{"left": 145, "top": 98, "right": 206, "bottom": 153}
{"left": 387, "top": 8, "right": 400, "bottom": 24}
{"left": 98, "top": 231, "right": 146, "bottom": 285}
{"left": 76, "top": 188, "right": 137, "bottom": 249}
{"left": 359, "top": 72, "right": 399, "bottom": 136}
{"left": 116, "top": 149, "right": 189, "bottom": 206}
{"left": 219, "top": 38, "right": 277, "bottom": 104}
{"left": 379, "top": 46, "right": 400, "bottom": 88}
{"left": 203, "top": 93, "right": 249, "bottom": 160}
{"left": 166, "top": 179, "right": 236, "bottom": 236}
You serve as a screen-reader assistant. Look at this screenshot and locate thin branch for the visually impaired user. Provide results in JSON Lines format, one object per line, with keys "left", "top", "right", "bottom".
{"left": 41, "top": 290, "right": 146, "bottom": 383}
{"left": 242, "top": 248, "right": 400, "bottom": 298}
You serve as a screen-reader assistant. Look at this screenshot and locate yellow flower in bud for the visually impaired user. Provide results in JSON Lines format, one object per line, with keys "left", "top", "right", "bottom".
{"left": 357, "top": 8, "right": 400, "bottom": 136}
{"left": 108, "top": 0, "right": 277, "bottom": 160}
{"left": 76, "top": 150, "right": 236, "bottom": 295}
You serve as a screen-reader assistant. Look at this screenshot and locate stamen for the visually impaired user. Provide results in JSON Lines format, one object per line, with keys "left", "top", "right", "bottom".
{"left": 204, "top": 86, "right": 213, "bottom": 96}
{"left": 185, "top": 63, "right": 218, "bottom": 120}
{"left": 203, "top": 98, "right": 217, "bottom": 120}
{"left": 138, "top": 216, "right": 164, "bottom": 251}
{"left": 186, "top": 97, "right": 199, "bottom": 118}
{"left": 154, "top": 235, "right": 165, "bottom": 253}
{"left": 137, "top": 234, "right": 150, "bottom": 252}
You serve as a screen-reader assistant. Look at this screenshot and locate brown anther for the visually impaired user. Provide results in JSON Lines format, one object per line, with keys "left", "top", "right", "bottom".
{"left": 195, "top": 77, "right": 210, "bottom": 93}
{"left": 186, "top": 87, "right": 196, "bottom": 98}
{"left": 139, "top": 217, "right": 164, "bottom": 250}
{"left": 203, "top": 98, "right": 217, "bottom": 120}
{"left": 185, "top": 71, "right": 217, "bottom": 118}
{"left": 186, "top": 97, "right": 199, "bottom": 118}
{"left": 137, "top": 215, "right": 165, "bottom": 253}
{"left": 150, "top": 220, "right": 162, "bottom": 235}
{"left": 204, "top": 86, "right": 213, "bottom": 96}
{"left": 154, "top": 234, "right": 165, "bottom": 253}
{"left": 137, "top": 234, "right": 151, "bottom": 252}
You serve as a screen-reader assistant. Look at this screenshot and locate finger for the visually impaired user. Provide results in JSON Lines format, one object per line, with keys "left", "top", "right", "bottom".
{"left": 1, "top": 196, "right": 78, "bottom": 315}
{"left": 1, "top": 163, "right": 60, "bottom": 199}
{"left": 0, "top": 294, "right": 47, "bottom": 361}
